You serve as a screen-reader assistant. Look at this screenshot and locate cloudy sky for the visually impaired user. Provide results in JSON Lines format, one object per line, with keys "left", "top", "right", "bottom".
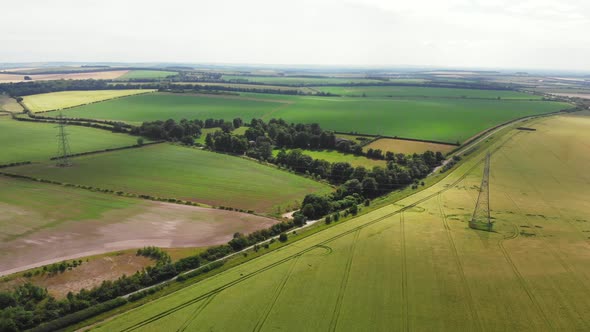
{"left": 2, "top": 0, "right": 589, "bottom": 71}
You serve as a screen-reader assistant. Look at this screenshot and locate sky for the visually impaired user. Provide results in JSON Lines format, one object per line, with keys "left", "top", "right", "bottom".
{"left": 2, "top": 0, "right": 589, "bottom": 71}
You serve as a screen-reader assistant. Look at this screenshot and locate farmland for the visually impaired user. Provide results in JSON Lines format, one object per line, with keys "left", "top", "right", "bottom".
{"left": 0, "top": 117, "right": 144, "bottom": 164}
{"left": 6, "top": 144, "right": 332, "bottom": 213}
{"left": 317, "top": 85, "right": 543, "bottom": 99}
{"left": 272, "top": 149, "right": 386, "bottom": 168}
{"left": 0, "top": 70, "right": 130, "bottom": 82}
{"left": 53, "top": 92, "right": 571, "bottom": 143}
{"left": 22, "top": 89, "right": 154, "bottom": 113}
{"left": 363, "top": 138, "right": 457, "bottom": 154}
{"left": 0, "top": 175, "right": 278, "bottom": 276}
{"left": 221, "top": 75, "right": 384, "bottom": 85}
{"left": 0, "top": 94, "right": 22, "bottom": 113}
{"left": 51, "top": 93, "right": 288, "bottom": 124}
{"left": 92, "top": 112, "right": 590, "bottom": 331}
{"left": 118, "top": 70, "right": 178, "bottom": 80}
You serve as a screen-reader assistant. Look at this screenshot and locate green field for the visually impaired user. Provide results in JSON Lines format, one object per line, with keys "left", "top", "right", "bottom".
{"left": 52, "top": 93, "right": 287, "bottom": 124}
{"left": 0, "top": 175, "right": 278, "bottom": 276}
{"left": 222, "top": 75, "right": 384, "bottom": 85}
{"left": 272, "top": 149, "right": 386, "bottom": 168}
{"left": 52, "top": 92, "right": 571, "bottom": 143}
{"left": 0, "top": 117, "right": 144, "bottom": 164}
{"left": 7, "top": 144, "right": 332, "bottom": 213}
{"left": 92, "top": 113, "right": 590, "bottom": 331}
{"left": 118, "top": 70, "right": 178, "bottom": 80}
{"left": 363, "top": 138, "right": 456, "bottom": 154}
{"left": 317, "top": 86, "right": 542, "bottom": 99}
{"left": 22, "top": 90, "right": 153, "bottom": 112}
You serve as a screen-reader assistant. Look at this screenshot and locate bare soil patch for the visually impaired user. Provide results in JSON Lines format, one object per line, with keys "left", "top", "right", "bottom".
{"left": 0, "top": 201, "right": 278, "bottom": 276}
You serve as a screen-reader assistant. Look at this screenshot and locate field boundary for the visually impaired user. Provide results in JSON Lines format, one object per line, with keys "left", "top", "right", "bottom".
{"left": 335, "top": 131, "right": 458, "bottom": 146}
{"left": 48, "top": 141, "right": 164, "bottom": 160}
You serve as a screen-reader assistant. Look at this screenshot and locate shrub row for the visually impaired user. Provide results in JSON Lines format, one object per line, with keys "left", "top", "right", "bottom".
{"left": 0, "top": 161, "right": 31, "bottom": 169}
{"left": 29, "top": 297, "right": 128, "bottom": 332}
{"left": 176, "top": 261, "right": 225, "bottom": 282}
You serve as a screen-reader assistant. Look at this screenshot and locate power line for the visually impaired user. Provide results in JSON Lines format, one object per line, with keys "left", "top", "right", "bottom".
{"left": 470, "top": 152, "right": 492, "bottom": 231}
{"left": 55, "top": 112, "right": 72, "bottom": 167}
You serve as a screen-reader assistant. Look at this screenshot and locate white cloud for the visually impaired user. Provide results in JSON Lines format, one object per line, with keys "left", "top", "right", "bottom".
{"left": 1, "top": 0, "right": 589, "bottom": 71}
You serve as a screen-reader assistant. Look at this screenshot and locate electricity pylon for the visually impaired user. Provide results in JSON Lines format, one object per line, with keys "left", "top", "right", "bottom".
{"left": 55, "top": 113, "right": 72, "bottom": 167}
{"left": 470, "top": 152, "right": 492, "bottom": 231}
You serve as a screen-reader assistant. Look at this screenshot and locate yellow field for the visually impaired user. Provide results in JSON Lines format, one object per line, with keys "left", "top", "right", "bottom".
{"left": 0, "top": 95, "right": 23, "bottom": 113}
{"left": 364, "top": 137, "right": 456, "bottom": 154}
{"left": 92, "top": 112, "right": 590, "bottom": 331}
{"left": 22, "top": 89, "right": 155, "bottom": 112}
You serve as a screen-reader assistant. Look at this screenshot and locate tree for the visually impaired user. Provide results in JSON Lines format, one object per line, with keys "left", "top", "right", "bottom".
{"left": 136, "top": 137, "right": 144, "bottom": 146}
{"left": 361, "top": 177, "right": 379, "bottom": 197}
{"left": 220, "top": 121, "right": 235, "bottom": 133}
{"left": 232, "top": 118, "right": 243, "bottom": 129}
{"left": 342, "top": 179, "right": 362, "bottom": 196}
{"left": 279, "top": 233, "right": 288, "bottom": 242}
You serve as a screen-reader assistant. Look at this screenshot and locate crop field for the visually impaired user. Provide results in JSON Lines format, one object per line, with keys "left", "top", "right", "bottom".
{"left": 0, "top": 117, "right": 144, "bottom": 164}
{"left": 0, "top": 70, "right": 130, "bottom": 82}
{"left": 316, "top": 86, "right": 543, "bottom": 99}
{"left": 272, "top": 149, "right": 386, "bottom": 168}
{"left": 118, "top": 70, "right": 178, "bottom": 80}
{"left": 92, "top": 112, "right": 590, "bottom": 331}
{"left": 221, "top": 75, "right": 384, "bottom": 85}
{"left": 22, "top": 90, "right": 154, "bottom": 112}
{"left": 52, "top": 93, "right": 289, "bottom": 124}
{"left": 53, "top": 92, "right": 571, "bottom": 143}
{"left": 7, "top": 144, "right": 332, "bottom": 214}
{"left": 0, "top": 175, "right": 278, "bottom": 276}
{"left": 364, "top": 138, "right": 457, "bottom": 154}
{"left": 0, "top": 94, "right": 23, "bottom": 113}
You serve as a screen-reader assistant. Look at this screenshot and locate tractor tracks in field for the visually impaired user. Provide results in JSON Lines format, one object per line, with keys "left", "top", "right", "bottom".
{"left": 400, "top": 212, "right": 409, "bottom": 332}
{"left": 329, "top": 229, "right": 361, "bottom": 332}
{"left": 437, "top": 193, "right": 483, "bottom": 331}
{"left": 176, "top": 292, "right": 219, "bottom": 332}
{"left": 253, "top": 255, "right": 301, "bottom": 332}
{"left": 497, "top": 222, "right": 553, "bottom": 330}
{"left": 118, "top": 136, "right": 515, "bottom": 331}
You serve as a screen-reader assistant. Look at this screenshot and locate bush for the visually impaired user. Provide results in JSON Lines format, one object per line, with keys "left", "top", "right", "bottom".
{"left": 279, "top": 233, "right": 288, "bottom": 242}
{"left": 325, "top": 215, "right": 332, "bottom": 224}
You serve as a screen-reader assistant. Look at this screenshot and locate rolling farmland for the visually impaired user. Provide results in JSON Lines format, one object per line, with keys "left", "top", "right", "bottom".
{"left": 22, "top": 90, "right": 154, "bottom": 113}
{"left": 317, "top": 85, "right": 543, "bottom": 99}
{"left": 92, "top": 112, "right": 590, "bottom": 331}
{"left": 6, "top": 144, "right": 332, "bottom": 213}
{"left": 0, "top": 175, "right": 278, "bottom": 276}
{"left": 52, "top": 92, "right": 571, "bottom": 143}
{"left": 0, "top": 117, "right": 144, "bottom": 164}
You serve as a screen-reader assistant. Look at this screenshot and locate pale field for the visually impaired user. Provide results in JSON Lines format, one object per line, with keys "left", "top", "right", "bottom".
{"left": 0, "top": 70, "right": 129, "bottom": 83}
{"left": 22, "top": 89, "right": 154, "bottom": 112}
{"left": 93, "top": 112, "right": 590, "bottom": 331}
{"left": 0, "top": 94, "right": 23, "bottom": 113}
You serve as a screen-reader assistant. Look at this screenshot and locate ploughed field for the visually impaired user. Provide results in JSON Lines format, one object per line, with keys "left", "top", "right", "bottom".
{"left": 0, "top": 117, "right": 144, "bottom": 164}
{"left": 5, "top": 143, "right": 332, "bottom": 214}
{"left": 49, "top": 91, "right": 570, "bottom": 143}
{"left": 92, "top": 113, "right": 590, "bottom": 331}
{"left": 0, "top": 175, "right": 278, "bottom": 276}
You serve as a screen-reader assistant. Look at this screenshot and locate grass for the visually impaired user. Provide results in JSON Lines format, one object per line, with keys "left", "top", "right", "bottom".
{"left": 54, "top": 92, "right": 571, "bottom": 143}
{"left": 7, "top": 143, "right": 332, "bottom": 214}
{"left": 316, "top": 86, "right": 543, "bottom": 99}
{"left": 272, "top": 149, "right": 386, "bottom": 168}
{"left": 117, "top": 70, "right": 178, "bottom": 80}
{"left": 91, "top": 112, "right": 590, "bottom": 331}
{"left": 22, "top": 90, "right": 154, "bottom": 112}
{"left": 0, "top": 174, "right": 279, "bottom": 277}
{"left": 363, "top": 138, "right": 457, "bottom": 154}
{"left": 0, "top": 117, "right": 144, "bottom": 164}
